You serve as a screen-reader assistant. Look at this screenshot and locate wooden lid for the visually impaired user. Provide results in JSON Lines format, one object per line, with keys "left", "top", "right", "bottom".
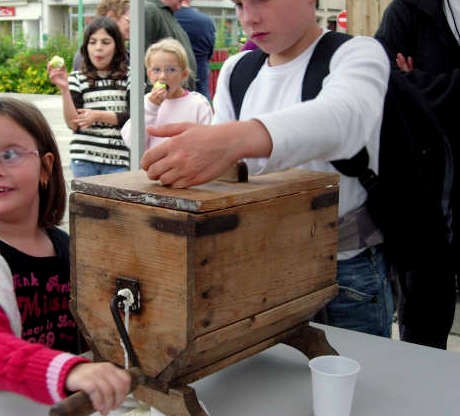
{"left": 71, "top": 169, "right": 338, "bottom": 213}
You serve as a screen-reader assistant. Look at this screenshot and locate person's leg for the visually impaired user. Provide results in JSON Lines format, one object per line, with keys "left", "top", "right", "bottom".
{"left": 326, "top": 244, "right": 394, "bottom": 337}
{"left": 398, "top": 267, "right": 456, "bottom": 349}
{"left": 70, "top": 160, "right": 100, "bottom": 177}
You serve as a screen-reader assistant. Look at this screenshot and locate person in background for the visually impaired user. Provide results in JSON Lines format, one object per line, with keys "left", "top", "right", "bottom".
{"left": 140, "top": 0, "right": 393, "bottom": 337}
{"left": 175, "top": 0, "right": 216, "bottom": 99}
{"left": 145, "top": 0, "right": 197, "bottom": 90}
{"left": 121, "top": 37, "right": 212, "bottom": 150}
{"left": 49, "top": 17, "right": 131, "bottom": 177}
{"left": 375, "top": 0, "right": 460, "bottom": 349}
{"left": 0, "top": 96, "right": 130, "bottom": 415}
{"left": 240, "top": 38, "right": 258, "bottom": 51}
{"left": 73, "top": 0, "right": 130, "bottom": 71}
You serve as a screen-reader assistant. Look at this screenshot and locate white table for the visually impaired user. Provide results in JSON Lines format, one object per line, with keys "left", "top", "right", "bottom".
{"left": 2, "top": 324, "right": 460, "bottom": 415}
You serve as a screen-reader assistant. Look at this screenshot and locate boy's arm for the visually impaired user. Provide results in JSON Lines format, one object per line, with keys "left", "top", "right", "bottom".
{"left": 141, "top": 37, "right": 388, "bottom": 187}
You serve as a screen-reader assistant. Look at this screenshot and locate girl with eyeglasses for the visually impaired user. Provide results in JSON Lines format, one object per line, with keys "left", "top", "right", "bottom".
{"left": 48, "top": 16, "right": 131, "bottom": 178}
{"left": 0, "top": 97, "right": 131, "bottom": 414}
{"left": 121, "top": 37, "right": 212, "bottom": 150}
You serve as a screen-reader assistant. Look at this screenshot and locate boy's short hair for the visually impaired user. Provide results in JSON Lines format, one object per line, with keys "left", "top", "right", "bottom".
{"left": 145, "top": 37, "right": 191, "bottom": 74}
{"left": 0, "top": 97, "right": 66, "bottom": 228}
{"left": 96, "top": 0, "right": 130, "bottom": 18}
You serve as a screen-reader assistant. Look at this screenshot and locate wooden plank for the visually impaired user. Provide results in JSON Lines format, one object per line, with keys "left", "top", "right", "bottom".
{"left": 347, "top": 0, "right": 392, "bottom": 36}
{"left": 174, "top": 287, "right": 337, "bottom": 384}
{"left": 154, "top": 285, "right": 337, "bottom": 384}
{"left": 71, "top": 168, "right": 339, "bottom": 213}
{"left": 71, "top": 193, "right": 190, "bottom": 377}
{"left": 191, "top": 188, "right": 338, "bottom": 336}
{"left": 192, "top": 285, "right": 338, "bottom": 354}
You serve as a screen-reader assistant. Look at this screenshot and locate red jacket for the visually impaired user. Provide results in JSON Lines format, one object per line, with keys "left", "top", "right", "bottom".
{"left": 0, "top": 309, "right": 89, "bottom": 405}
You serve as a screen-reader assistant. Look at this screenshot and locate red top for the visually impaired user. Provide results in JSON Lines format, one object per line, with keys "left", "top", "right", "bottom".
{"left": 0, "top": 308, "right": 89, "bottom": 404}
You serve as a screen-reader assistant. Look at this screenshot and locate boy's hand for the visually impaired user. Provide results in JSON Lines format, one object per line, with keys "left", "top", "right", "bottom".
{"left": 141, "top": 120, "right": 273, "bottom": 188}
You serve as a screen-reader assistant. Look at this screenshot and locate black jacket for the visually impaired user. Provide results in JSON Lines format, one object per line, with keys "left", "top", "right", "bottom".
{"left": 375, "top": 0, "right": 460, "bottom": 135}
{"left": 375, "top": 0, "right": 460, "bottom": 261}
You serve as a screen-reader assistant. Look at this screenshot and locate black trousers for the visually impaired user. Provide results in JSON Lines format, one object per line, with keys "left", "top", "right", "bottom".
{"left": 397, "top": 266, "right": 457, "bottom": 349}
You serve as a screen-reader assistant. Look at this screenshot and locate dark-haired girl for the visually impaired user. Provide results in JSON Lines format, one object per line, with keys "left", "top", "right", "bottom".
{"left": 49, "top": 16, "right": 131, "bottom": 177}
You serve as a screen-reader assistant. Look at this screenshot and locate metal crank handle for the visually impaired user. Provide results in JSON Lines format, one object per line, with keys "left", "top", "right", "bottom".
{"left": 48, "top": 367, "right": 145, "bottom": 416}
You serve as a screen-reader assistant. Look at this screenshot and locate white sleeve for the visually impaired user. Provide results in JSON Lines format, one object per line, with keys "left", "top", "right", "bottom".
{"left": 257, "top": 37, "right": 389, "bottom": 172}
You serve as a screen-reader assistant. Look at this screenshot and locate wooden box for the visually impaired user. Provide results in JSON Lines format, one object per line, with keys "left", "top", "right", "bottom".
{"left": 69, "top": 168, "right": 339, "bottom": 390}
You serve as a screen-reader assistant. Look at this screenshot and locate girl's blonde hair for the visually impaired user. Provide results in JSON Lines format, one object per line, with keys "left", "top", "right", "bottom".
{"left": 145, "top": 37, "right": 191, "bottom": 74}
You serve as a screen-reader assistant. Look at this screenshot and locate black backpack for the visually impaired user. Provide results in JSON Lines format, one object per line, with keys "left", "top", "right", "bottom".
{"left": 229, "top": 31, "right": 453, "bottom": 269}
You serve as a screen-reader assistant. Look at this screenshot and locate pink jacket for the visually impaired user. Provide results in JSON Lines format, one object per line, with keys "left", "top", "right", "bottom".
{"left": 0, "top": 309, "right": 89, "bottom": 405}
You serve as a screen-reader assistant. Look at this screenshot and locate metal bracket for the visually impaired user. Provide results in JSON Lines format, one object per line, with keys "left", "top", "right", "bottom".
{"left": 115, "top": 277, "right": 141, "bottom": 314}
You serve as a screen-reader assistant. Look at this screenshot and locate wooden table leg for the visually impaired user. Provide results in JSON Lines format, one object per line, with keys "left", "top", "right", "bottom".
{"left": 281, "top": 322, "right": 338, "bottom": 359}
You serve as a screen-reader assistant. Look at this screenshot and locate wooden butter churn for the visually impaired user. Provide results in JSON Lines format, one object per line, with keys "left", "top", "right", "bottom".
{"left": 62, "top": 168, "right": 339, "bottom": 415}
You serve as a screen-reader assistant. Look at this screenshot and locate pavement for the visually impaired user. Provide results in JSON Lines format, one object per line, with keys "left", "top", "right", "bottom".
{"left": 3, "top": 92, "right": 460, "bottom": 353}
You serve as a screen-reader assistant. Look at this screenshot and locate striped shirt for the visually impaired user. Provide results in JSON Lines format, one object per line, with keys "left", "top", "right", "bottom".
{"left": 68, "top": 71, "right": 130, "bottom": 167}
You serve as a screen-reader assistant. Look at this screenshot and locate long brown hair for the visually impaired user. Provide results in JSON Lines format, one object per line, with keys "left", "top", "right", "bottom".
{"left": 0, "top": 96, "right": 66, "bottom": 228}
{"left": 80, "top": 16, "right": 128, "bottom": 85}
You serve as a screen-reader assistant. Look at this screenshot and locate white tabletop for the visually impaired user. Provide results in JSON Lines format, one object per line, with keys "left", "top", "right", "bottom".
{"left": 2, "top": 324, "right": 460, "bottom": 415}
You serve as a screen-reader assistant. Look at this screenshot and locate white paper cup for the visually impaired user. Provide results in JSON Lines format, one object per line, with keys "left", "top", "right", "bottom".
{"left": 309, "top": 355, "right": 360, "bottom": 416}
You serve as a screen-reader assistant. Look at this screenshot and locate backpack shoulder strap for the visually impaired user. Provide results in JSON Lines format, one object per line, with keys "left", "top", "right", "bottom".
{"left": 229, "top": 32, "right": 352, "bottom": 118}
{"left": 229, "top": 48, "right": 268, "bottom": 120}
{"left": 306, "top": 32, "right": 371, "bottom": 180}
{"left": 302, "top": 31, "right": 352, "bottom": 100}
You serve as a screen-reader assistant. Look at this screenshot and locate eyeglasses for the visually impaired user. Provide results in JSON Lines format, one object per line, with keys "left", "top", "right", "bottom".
{"left": 0, "top": 148, "right": 39, "bottom": 167}
{"left": 149, "top": 66, "right": 181, "bottom": 75}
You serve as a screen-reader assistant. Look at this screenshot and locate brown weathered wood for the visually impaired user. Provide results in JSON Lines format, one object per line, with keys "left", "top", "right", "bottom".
{"left": 71, "top": 193, "right": 190, "bottom": 377}
{"left": 70, "top": 168, "right": 340, "bottom": 411}
{"left": 158, "top": 285, "right": 338, "bottom": 384}
{"left": 282, "top": 324, "right": 339, "bottom": 358}
{"left": 346, "top": 0, "right": 392, "bottom": 36}
{"left": 218, "top": 161, "right": 248, "bottom": 183}
{"left": 71, "top": 168, "right": 338, "bottom": 213}
{"left": 191, "top": 189, "right": 338, "bottom": 337}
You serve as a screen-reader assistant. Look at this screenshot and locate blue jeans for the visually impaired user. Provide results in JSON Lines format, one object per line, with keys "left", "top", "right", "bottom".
{"left": 325, "top": 244, "right": 394, "bottom": 337}
{"left": 71, "top": 160, "right": 129, "bottom": 177}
